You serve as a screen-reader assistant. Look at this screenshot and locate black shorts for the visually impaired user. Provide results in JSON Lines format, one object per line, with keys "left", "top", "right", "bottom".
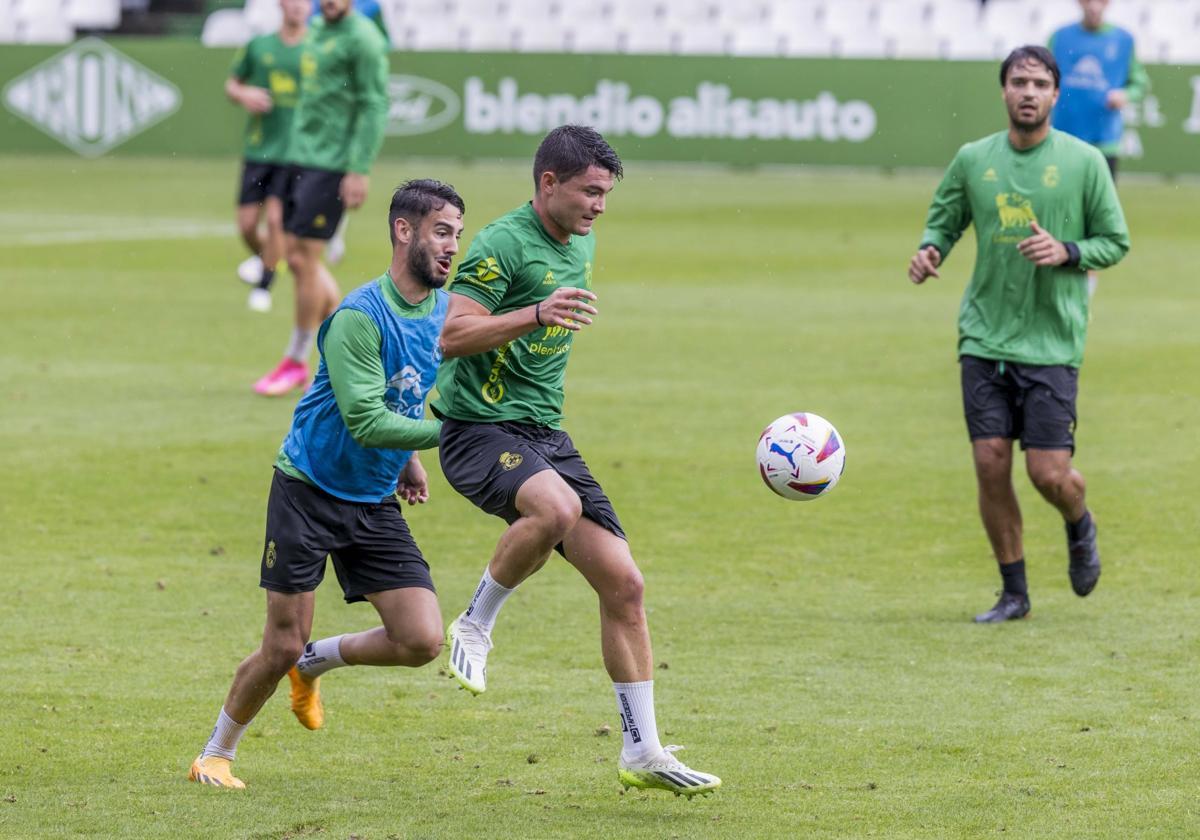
{"left": 960, "top": 355, "right": 1078, "bottom": 452}
{"left": 238, "top": 160, "right": 290, "bottom": 206}
{"left": 437, "top": 418, "right": 625, "bottom": 546}
{"left": 260, "top": 470, "right": 435, "bottom": 603}
{"left": 282, "top": 166, "right": 345, "bottom": 241}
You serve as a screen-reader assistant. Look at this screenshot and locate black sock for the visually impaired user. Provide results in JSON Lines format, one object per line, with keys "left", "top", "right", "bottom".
{"left": 257, "top": 266, "right": 275, "bottom": 292}
{"left": 1066, "top": 510, "right": 1092, "bottom": 541}
{"left": 999, "top": 559, "right": 1027, "bottom": 597}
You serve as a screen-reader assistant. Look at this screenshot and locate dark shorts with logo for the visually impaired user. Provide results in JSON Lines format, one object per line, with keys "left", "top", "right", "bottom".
{"left": 960, "top": 355, "right": 1079, "bottom": 452}
{"left": 259, "top": 469, "right": 435, "bottom": 603}
{"left": 437, "top": 418, "right": 625, "bottom": 547}
{"left": 282, "top": 166, "right": 345, "bottom": 241}
{"left": 238, "top": 160, "right": 291, "bottom": 206}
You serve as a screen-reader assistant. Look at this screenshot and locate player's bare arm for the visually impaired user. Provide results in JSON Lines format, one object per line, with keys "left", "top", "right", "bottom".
{"left": 908, "top": 245, "right": 942, "bottom": 284}
{"left": 340, "top": 173, "right": 369, "bottom": 210}
{"left": 225, "top": 78, "right": 272, "bottom": 114}
{"left": 439, "top": 286, "right": 598, "bottom": 359}
{"left": 1017, "top": 221, "right": 1069, "bottom": 266}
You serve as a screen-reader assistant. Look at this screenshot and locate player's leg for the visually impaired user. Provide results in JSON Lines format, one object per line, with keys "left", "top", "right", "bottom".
{"left": 437, "top": 420, "right": 580, "bottom": 693}
{"left": 287, "top": 503, "right": 443, "bottom": 728}
{"left": 961, "top": 356, "right": 1029, "bottom": 622}
{"left": 190, "top": 590, "right": 315, "bottom": 789}
{"left": 236, "top": 162, "right": 269, "bottom": 287}
{"left": 563, "top": 518, "right": 720, "bottom": 797}
{"left": 1020, "top": 365, "right": 1098, "bottom": 596}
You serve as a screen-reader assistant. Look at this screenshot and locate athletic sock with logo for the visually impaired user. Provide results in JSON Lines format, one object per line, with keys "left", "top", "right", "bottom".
{"left": 464, "top": 567, "right": 513, "bottom": 632}
{"left": 613, "top": 680, "right": 663, "bottom": 762}
{"left": 257, "top": 266, "right": 275, "bottom": 292}
{"left": 201, "top": 707, "right": 249, "bottom": 760}
{"left": 295, "top": 634, "right": 346, "bottom": 679}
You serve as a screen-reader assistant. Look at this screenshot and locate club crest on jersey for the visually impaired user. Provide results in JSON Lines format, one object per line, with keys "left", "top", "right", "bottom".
{"left": 499, "top": 451, "right": 523, "bottom": 470}
{"left": 1042, "top": 165, "right": 1060, "bottom": 188}
{"left": 982, "top": 167, "right": 998, "bottom": 182}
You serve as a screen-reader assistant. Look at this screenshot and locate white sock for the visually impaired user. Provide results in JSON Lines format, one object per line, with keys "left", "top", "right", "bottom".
{"left": 284, "top": 328, "right": 315, "bottom": 363}
{"left": 613, "top": 680, "right": 663, "bottom": 761}
{"left": 201, "top": 707, "right": 249, "bottom": 760}
{"left": 463, "top": 568, "right": 514, "bottom": 632}
{"left": 295, "top": 634, "right": 346, "bottom": 679}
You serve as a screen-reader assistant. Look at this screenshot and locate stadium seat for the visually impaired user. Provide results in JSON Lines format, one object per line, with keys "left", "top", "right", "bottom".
{"left": 728, "top": 23, "right": 784, "bottom": 56}
{"left": 940, "top": 26, "right": 1002, "bottom": 61}
{"left": 608, "top": 0, "right": 665, "bottom": 27}
{"left": 821, "top": 0, "right": 878, "bottom": 38}
{"left": 463, "top": 20, "right": 518, "bottom": 50}
{"left": 15, "top": 0, "right": 75, "bottom": 44}
{"left": 676, "top": 23, "right": 727, "bottom": 55}
{"left": 244, "top": 0, "right": 282, "bottom": 35}
{"left": 622, "top": 24, "right": 674, "bottom": 54}
{"left": 201, "top": 8, "right": 251, "bottom": 47}
{"left": 889, "top": 29, "right": 940, "bottom": 60}
{"left": 836, "top": 28, "right": 887, "bottom": 59}
{"left": 570, "top": 20, "right": 621, "bottom": 53}
{"left": 781, "top": 24, "right": 836, "bottom": 58}
{"left": 982, "top": 0, "right": 1037, "bottom": 52}
{"left": 406, "top": 18, "right": 467, "bottom": 49}
{"left": 516, "top": 19, "right": 571, "bottom": 51}
{"left": 65, "top": 0, "right": 121, "bottom": 29}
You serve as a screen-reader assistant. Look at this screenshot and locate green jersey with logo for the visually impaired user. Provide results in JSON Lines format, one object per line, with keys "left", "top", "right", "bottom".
{"left": 920, "top": 129, "right": 1129, "bottom": 368}
{"left": 289, "top": 10, "right": 389, "bottom": 174}
{"left": 230, "top": 33, "right": 304, "bottom": 164}
{"left": 432, "top": 202, "right": 597, "bottom": 428}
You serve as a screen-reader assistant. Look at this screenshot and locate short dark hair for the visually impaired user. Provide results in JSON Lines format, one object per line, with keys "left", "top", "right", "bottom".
{"left": 532, "top": 124, "right": 623, "bottom": 188}
{"left": 1000, "top": 45, "right": 1060, "bottom": 88}
{"left": 388, "top": 179, "right": 465, "bottom": 245}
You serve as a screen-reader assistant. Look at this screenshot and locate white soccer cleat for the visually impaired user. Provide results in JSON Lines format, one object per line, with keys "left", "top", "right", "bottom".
{"left": 446, "top": 614, "right": 491, "bottom": 695}
{"left": 237, "top": 255, "right": 264, "bottom": 286}
{"left": 247, "top": 288, "right": 272, "bottom": 312}
{"left": 326, "top": 234, "right": 345, "bottom": 266}
{"left": 617, "top": 745, "right": 721, "bottom": 798}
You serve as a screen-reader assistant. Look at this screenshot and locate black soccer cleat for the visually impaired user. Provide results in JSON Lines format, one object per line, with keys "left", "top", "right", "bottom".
{"left": 973, "top": 591, "right": 1031, "bottom": 623}
{"left": 1067, "top": 512, "right": 1101, "bottom": 597}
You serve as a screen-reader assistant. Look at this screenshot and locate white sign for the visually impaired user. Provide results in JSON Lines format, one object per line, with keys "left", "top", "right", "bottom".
{"left": 1184, "top": 75, "right": 1200, "bottom": 135}
{"left": 463, "top": 77, "right": 877, "bottom": 143}
{"left": 386, "top": 74, "right": 460, "bottom": 136}
{"left": 3, "top": 38, "right": 181, "bottom": 157}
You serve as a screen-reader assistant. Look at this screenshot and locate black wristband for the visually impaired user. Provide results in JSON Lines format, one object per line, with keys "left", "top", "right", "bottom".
{"left": 535, "top": 301, "right": 544, "bottom": 326}
{"left": 1063, "top": 242, "right": 1081, "bottom": 267}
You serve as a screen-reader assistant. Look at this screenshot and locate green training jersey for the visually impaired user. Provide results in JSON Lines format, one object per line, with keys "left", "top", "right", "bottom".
{"left": 289, "top": 11, "right": 389, "bottom": 174}
{"left": 432, "top": 202, "right": 598, "bottom": 428}
{"left": 920, "top": 129, "right": 1130, "bottom": 368}
{"left": 230, "top": 32, "right": 304, "bottom": 164}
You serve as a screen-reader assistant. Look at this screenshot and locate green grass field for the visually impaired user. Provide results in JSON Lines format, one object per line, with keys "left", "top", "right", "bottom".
{"left": 1, "top": 154, "right": 1197, "bottom": 839}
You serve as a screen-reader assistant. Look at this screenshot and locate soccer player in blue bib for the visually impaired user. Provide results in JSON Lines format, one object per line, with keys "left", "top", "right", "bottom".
{"left": 1049, "top": 0, "right": 1149, "bottom": 295}
{"left": 189, "top": 180, "right": 465, "bottom": 789}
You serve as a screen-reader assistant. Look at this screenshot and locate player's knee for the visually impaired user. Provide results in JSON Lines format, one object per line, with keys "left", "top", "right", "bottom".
{"left": 1028, "top": 462, "right": 1064, "bottom": 493}
{"left": 263, "top": 637, "right": 305, "bottom": 674}
{"left": 285, "top": 250, "right": 308, "bottom": 277}
{"left": 973, "top": 444, "right": 1010, "bottom": 484}
{"left": 410, "top": 633, "right": 443, "bottom": 666}
{"left": 544, "top": 492, "right": 583, "bottom": 536}
{"left": 602, "top": 565, "right": 645, "bottom": 615}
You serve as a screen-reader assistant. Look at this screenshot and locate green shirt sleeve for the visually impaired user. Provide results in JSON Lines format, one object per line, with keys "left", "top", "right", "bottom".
{"left": 324, "top": 309, "right": 442, "bottom": 449}
{"left": 447, "top": 229, "right": 521, "bottom": 311}
{"left": 1075, "top": 151, "right": 1131, "bottom": 270}
{"left": 1123, "top": 51, "right": 1150, "bottom": 103}
{"left": 346, "top": 27, "right": 389, "bottom": 174}
{"left": 919, "top": 150, "right": 972, "bottom": 259}
{"left": 230, "top": 42, "right": 252, "bottom": 81}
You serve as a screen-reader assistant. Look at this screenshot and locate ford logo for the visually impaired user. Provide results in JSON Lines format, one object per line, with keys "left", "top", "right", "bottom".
{"left": 386, "top": 74, "right": 460, "bottom": 136}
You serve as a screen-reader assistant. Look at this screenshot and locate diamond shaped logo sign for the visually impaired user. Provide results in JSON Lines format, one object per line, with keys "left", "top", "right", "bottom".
{"left": 3, "top": 38, "right": 181, "bottom": 157}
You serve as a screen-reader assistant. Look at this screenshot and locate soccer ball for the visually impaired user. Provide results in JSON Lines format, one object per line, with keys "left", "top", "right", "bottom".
{"left": 756, "top": 412, "right": 846, "bottom": 501}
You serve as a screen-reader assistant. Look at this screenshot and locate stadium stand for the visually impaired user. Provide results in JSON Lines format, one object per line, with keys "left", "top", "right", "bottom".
{"left": 5, "top": 0, "right": 1199, "bottom": 63}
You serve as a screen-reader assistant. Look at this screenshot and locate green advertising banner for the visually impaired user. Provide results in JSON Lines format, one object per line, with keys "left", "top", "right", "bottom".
{"left": 2, "top": 37, "right": 1198, "bottom": 173}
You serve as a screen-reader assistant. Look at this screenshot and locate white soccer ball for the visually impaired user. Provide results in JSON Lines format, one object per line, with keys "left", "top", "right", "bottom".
{"left": 755, "top": 412, "right": 846, "bottom": 501}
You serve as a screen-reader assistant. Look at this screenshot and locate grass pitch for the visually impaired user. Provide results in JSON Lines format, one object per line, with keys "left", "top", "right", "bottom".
{"left": 1, "top": 154, "right": 1197, "bottom": 838}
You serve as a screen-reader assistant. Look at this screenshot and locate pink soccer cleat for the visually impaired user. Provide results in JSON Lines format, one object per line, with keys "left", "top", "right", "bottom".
{"left": 253, "top": 358, "right": 309, "bottom": 397}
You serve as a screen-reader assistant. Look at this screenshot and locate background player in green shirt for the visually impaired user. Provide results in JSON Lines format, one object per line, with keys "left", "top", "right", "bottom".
{"left": 226, "top": 0, "right": 308, "bottom": 313}
{"left": 254, "top": 0, "right": 390, "bottom": 397}
{"left": 434, "top": 125, "right": 720, "bottom": 799}
{"left": 908, "top": 46, "right": 1130, "bottom": 623}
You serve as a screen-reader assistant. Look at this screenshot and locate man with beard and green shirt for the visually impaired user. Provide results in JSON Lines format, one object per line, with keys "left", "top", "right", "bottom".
{"left": 433, "top": 125, "right": 721, "bottom": 799}
{"left": 254, "top": 0, "right": 390, "bottom": 398}
{"left": 226, "top": 0, "right": 308, "bottom": 313}
{"left": 908, "top": 46, "right": 1130, "bottom": 623}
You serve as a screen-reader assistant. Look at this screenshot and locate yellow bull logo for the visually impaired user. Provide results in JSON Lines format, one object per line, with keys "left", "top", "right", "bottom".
{"left": 996, "top": 193, "right": 1037, "bottom": 230}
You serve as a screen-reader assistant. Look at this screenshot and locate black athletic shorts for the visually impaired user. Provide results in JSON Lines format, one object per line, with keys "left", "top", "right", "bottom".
{"left": 960, "top": 355, "right": 1079, "bottom": 452}
{"left": 259, "top": 469, "right": 435, "bottom": 603}
{"left": 238, "top": 160, "right": 291, "bottom": 206}
{"left": 437, "top": 418, "right": 626, "bottom": 546}
{"left": 282, "top": 166, "right": 345, "bottom": 241}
